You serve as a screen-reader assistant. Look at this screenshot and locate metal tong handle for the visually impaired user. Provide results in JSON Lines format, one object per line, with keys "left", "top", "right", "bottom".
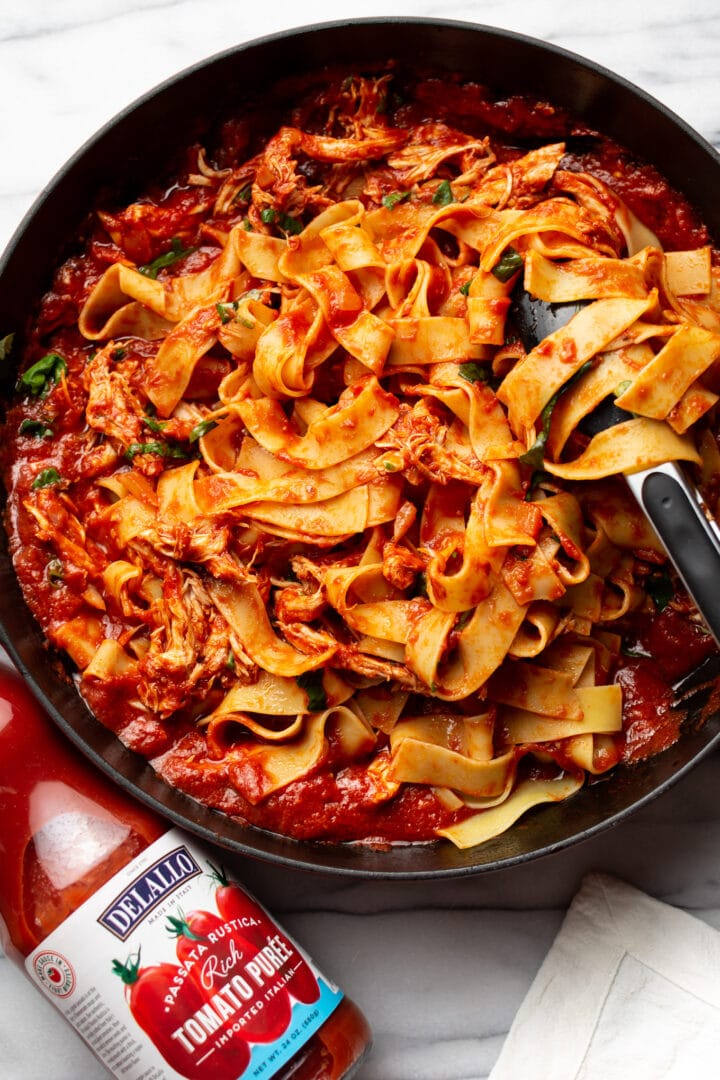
{"left": 626, "top": 461, "right": 720, "bottom": 645}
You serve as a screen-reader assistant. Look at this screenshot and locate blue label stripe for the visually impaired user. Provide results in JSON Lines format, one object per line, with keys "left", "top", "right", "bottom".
{"left": 242, "top": 979, "right": 344, "bottom": 1079}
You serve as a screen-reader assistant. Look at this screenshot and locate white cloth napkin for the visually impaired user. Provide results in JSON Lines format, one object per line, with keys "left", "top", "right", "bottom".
{"left": 489, "top": 871, "right": 720, "bottom": 1080}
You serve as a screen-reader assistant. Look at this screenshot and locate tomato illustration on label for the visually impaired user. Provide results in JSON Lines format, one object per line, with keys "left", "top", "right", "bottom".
{"left": 112, "top": 950, "right": 251, "bottom": 1079}
{"left": 167, "top": 908, "right": 292, "bottom": 1043}
{"left": 209, "top": 866, "right": 320, "bottom": 1006}
{"left": 209, "top": 863, "right": 278, "bottom": 948}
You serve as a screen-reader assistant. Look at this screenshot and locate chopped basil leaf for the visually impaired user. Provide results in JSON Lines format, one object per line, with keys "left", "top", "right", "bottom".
{"left": 382, "top": 191, "right": 410, "bottom": 210}
{"left": 238, "top": 317, "right": 255, "bottom": 330}
{"left": 225, "top": 650, "right": 236, "bottom": 671}
{"left": 143, "top": 415, "right": 167, "bottom": 434}
{"left": 111, "top": 347, "right": 126, "bottom": 360}
{"left": 19, "top": 418, "right": 53, "bottom": 438}
{"left": 278, "top": 212, "right": 303, "bottom": 236}
{"left": 235, "top": 183, "right": 252, "bottom": 203}
{"left": 259, "top": 207, "right": 302, "bottom": 234}
{"left": 458, "top": 362, "right": 489, "bottom": 384}
{"left": 216, "top": 300, "right": 239, "bottom": 324}
{"left": 126, "top": 441, "right": 165, "bottom": 459}
{"left": 646, "top": 571, "right": 673, "bottom": 612}
{"left": 0, "top": 332, "right": 14, "bottom": 362}
{"left": 31, "top": 467, "right": 62, "bottom": 490}
{"left": 125, "top": 441, "right": 188, "bottom": 461}
{"left": 432, "top": 179, "right": 454, "bottom": 206}
{"left": 383, "top": 459, "right": 399, "bottom": 472}
{"left": 459, "top": 278, "right": 473, "bottom": 296}
{"left": 138, "top": 237, "right": 197, "bottom": 279}
{"left": 518, "top": 416, "right": 551, "bottom": 470}
{"left": 18, "top": 353, "right": 67, "bottom": 397}
{"left": 492, "top": 246, "right": 524, "bottom": 283}
{"left": 615, "top": 380, "right": 632, "bottom": 396}
{"left": 189, "top": 418, "right": 218, "bottom": 442}
{"left": 519, "top": 361, "right": 593, "bottom": 469}
{"left": 296, "top": 670, "right": 327, "bottom": 712}
{"left": 47, "top": 558, "right": 64, "bottom": 587}
{"left": 524, "top": 469, "right": 551, "bottom": 500}
{"left": 243, "top": 218, "right": 253, "bottom": 231}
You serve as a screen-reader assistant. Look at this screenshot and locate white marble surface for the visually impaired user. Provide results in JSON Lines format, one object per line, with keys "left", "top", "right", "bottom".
{"left": 1, "top": 2, "right": 719, "bottom": 1077}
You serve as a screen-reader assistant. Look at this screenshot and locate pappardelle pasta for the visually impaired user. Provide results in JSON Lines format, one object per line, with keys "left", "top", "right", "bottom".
{"left": 4, "top": 70, "right": 720, "bottom": 848}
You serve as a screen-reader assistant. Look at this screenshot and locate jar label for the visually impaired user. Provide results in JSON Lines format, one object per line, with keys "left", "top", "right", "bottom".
{"left": 26, "top": 829, "right": 343, "bottom": 1078}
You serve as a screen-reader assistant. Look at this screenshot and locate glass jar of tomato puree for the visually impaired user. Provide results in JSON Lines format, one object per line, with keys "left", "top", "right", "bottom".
{"left": 0, "top": 661, "right": 371, "bottom": 1079}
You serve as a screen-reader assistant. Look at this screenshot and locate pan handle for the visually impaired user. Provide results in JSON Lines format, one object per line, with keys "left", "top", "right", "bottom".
{"left": 626, "top": 461, "right": 720, "bottom": 646}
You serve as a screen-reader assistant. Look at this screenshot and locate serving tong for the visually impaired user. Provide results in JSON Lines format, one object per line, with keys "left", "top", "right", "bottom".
{"left": 510, "top": 290, "right": 720, "bottom": 660}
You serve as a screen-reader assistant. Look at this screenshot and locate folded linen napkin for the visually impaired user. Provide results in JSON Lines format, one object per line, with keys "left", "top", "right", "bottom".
{"left": 489, "top": 871, "right": 720, "bottom": 1080}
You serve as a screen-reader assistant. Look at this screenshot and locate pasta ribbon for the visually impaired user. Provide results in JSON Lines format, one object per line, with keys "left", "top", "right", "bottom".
{"left": 228, "top": 706, "right": 376, "bottom": 803}
{"left": 207, "top": 579, "right": 337, "bottom": 676}
{"left": 543, "top": 417, "right": 701, "bottom": 480}
{"left": 389, "top": 715, "right": 514, "bottom": 796}
{"left": 498, "top": 294, "right": 655, "bottom": 435}
{"left": 234, "top": 376, "right": 399, "bottom": 467}
{"left": 437, "top": 774, "right": 584, "bottom": 849}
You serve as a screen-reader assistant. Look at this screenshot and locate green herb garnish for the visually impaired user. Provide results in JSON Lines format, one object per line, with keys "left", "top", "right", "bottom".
{"left": 524, "top": 469, "right": 552, "bottom": 501}
{"left": 459, "top": 279, "right": 473, "bottom": 297}
{"left": 382, "top": 191, "right": 411, "bottom": 210}
{"left": 18, "top": 353, "right": 67, "bottom": 397}
{"left": 138, "top": 238, "right": 197, "bottom": 279}
{"left": 519, "top": 361, "right": 593, "bottom": 469}
{"left": 492, "top": 246, "right": 524, "bottom": 283}
{"left": 235, "top": 183, "right": 253, "bottom": 203}
{"left": 125, "top": 441, "right": 188, "bottom": 461}
{"left": 646, "top": 571, "right": 673, "bottom": 612}
{"left": 189, "top": 418, "right": 218, "bottom": 443}
{"left": 278, "top": 212, "right": 303, "bottom": 236}
{"left": 615, "top": 380, "right": 632, "bottom": 396}
{"left": 216, "top": 300, "right": 239, "bottom": 325}
{"left": 259, "top": 208, "right": 303, "bottom": 233}
{"left": 432, "top": 179, "right": 454, "bottom": 207}
{"left": 143, "top": 415, "right": 167, "bottom": 434}
{"left": 458, "top": 362, "right": 489, "bottom": 384}
{"left": 296, "top": 670, "right": 327, "bottom": 712}
{"left": 19, "top": 418, "right": 53, "bottom": 438}
{"left": 31, "top": 467, "right": 62, "bottom": 490}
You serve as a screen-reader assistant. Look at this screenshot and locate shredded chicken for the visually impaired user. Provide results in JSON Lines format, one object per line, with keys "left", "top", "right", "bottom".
{"left": 138, "top": 566, "right": 253, "bottom": 716}
{"left": 387, "top": 122, "right": 492, "bottom": 184}
{"left": 83, "top": 346, "right": 145, "bottom": 447}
